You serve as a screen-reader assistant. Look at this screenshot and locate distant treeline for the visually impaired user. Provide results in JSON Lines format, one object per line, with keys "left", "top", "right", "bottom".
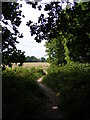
{"left": 25, "top": 56, "right": 46, "bottom": 62}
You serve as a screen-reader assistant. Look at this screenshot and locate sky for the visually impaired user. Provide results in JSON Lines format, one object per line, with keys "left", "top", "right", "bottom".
{"left": 16, "top": 1, "right": 48, "bottom": 59}
{"left": 16, "top": 0, "right": 73, "bottom": 58}
{"left": 0, "top": 0, "right": 71, "bottom": 59}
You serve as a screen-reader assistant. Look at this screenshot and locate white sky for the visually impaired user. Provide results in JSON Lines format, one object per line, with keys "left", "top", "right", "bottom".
{"left": 16, "top": 0, "right": 73, "bottom": 58}
{"left": 16, "top": 1, "right": 48, "bottom": 58}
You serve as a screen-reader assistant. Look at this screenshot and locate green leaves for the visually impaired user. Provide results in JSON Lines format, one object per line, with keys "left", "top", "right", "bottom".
{"left": 3, "top": 67, "right": 45, "bottom": 119}
{"left": 28, "top": 2, "right": 90, "bottom": 63}
{"left": 2, "top": 2, "right": 25, "bottom": 68}
{"left": 43, "top": 63, "right": 90, "bottom": 119}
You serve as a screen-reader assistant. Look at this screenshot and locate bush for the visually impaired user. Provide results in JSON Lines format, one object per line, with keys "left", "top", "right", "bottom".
{"left": 43, "top": 63, "right": 90, "bottom": 119}
{"left": 2, "top": 67, "right": 45, "bottom": 119}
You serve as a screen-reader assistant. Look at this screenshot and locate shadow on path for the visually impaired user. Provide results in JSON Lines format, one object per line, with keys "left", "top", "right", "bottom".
{"left": 35, "top": 77, "right": 62, "bottom": 119}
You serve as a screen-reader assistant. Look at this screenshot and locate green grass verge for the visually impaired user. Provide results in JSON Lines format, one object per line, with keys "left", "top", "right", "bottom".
{"left": 43, "top": 62, "right": 90, "bottom": 119}
{"left": 2, "top": 67, "right": 45, "bottom": 119}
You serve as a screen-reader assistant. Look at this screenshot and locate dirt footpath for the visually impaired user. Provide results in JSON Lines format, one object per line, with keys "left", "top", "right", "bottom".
{"left": 36, "top": 77, "right": 62, "bottom": 119}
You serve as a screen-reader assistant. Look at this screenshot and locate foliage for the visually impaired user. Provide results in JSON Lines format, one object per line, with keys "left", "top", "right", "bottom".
{"left": 3, "top": 44, "right": 25, "bottom": 68}
{"left": 43, "top": 63, "right": 90, "bottom": 119}
{"left": 25, "top": 56, "right": 40, "bottom": 62}
{"left": 2, "top": 2, "right": 25, "bottom": 68}
{"left": 11, "top": 50, "right": 25, "bottom": 66}
{"left": 25, "top": 56, "right": 46, "bottom": 62}
{"left": 45, "top": 37, "right": 67, "bottom": 65}
{"left": 28, "top": 2, "right": 90, "bottom": 63}
{"left": 26, "top": 1, "right": 63, "bottom": 42}
{"left": 2, "top": 67, "right": 45, "bottom": 119}
{"left": 2, "top": 1, "right": 90, "bottom": 68}
{"left": 40, "top": 57, "right": 46, "bottom": 62}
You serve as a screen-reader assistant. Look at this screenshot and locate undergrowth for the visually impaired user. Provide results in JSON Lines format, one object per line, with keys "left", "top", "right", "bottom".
{"left": 2, "top": 67, "right": 45, "bottom": 119}
{"left": 43, "top": 62, "right": 90, "bottom": 120}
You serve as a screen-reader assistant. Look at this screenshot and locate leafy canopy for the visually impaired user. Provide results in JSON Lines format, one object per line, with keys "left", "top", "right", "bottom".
{"left": 1, "top": 1, "right": 90, "bottom": 68}
{"left": 27, "top": 1, "right": 90, "bottom": 63}
{"left": 2, "top": 2, "right": 25, "bottom": 68}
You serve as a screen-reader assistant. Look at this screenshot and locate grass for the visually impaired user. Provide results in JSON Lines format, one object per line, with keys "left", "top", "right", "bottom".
{"left": 43, "top": 62, "right": 90, "bottom": 119}
{"left": 2, "top": 67, "right": 46, "bottom": 119}
{"left": 3, "top": 62, "right": 90, "bottom": 119}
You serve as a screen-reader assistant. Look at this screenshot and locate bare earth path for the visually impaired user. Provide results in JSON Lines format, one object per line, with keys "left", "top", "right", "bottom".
{"left": 36, "top": 77, "right": 62, "bottom": 119}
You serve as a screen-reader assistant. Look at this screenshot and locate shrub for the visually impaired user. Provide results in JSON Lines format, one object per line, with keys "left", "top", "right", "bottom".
{"left": 43, "top": 63, "right": 90, "bottom": 119}
{"left": 2, "top": 67, "right": 45, "bottom": 119}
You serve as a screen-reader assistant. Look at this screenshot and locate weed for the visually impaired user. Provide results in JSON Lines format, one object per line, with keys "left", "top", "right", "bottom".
{"left": 43, "top": 63, "right": 90, "bottom": 119}
{"left": 2, "top": 67, "right": 45, "bottom": 119}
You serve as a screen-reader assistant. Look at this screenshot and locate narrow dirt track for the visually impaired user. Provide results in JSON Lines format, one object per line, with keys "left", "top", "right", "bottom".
{"left": 36, "top": 77, "right": 62, "bottom": 119}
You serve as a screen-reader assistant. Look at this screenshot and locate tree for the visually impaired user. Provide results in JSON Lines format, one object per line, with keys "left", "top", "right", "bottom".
{"left": 27, "top": 1, "right": 90, "bottom": 63}
{"left": 26, "top": 1, "right": 63, "bottom": 42}
{"left": 25, "top": 56, "right": 31, "bottom": 62}
{"left": 54, "top": 2, "right": 90, "bottom": 63}
{"left": 2, "top": 1, "right": 90, "bottom": 68}
{"left": 30, "top": 56, "right": 39, "bottom": 62}
{"left": 25, "top": 56, "right": 40, "bottom": 62}
{"left": 41, "top": 57, "right": 46, "bottom": 62}
{"left": 11, "top": 50, "right": 25, "bottom": 66}
{"left": 45, "top": 37, "right": 66, "bottom": 65}
{"left": 2, "top": 2, "right": 25, "bottom": 69}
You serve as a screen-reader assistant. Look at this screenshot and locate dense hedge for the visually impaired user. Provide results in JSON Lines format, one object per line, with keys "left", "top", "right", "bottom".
{"left": 2, "top": 67, "right": 45, "bottom": 119}
{"left": 43, "top": 63, "right": 90, "bottom": 119}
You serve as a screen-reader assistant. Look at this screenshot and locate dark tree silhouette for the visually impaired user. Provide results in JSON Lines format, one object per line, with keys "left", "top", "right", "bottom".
{"left": 26, "top": 1, "right": 90, "bottom": 63}
{"left": 1, "top": 1, "right": 90, "bottom": 69}
{"left": 2, "top": 2, "right": 25, "bottom": 69}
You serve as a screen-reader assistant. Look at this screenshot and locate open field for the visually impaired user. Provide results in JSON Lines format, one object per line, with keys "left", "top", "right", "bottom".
{"left": 12, "top": 62, "right": 50, "bottom": 70}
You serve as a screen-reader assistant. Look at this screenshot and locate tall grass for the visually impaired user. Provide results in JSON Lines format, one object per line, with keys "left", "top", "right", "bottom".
{"left": 43, "top": 63, "right": 90, "bottom": 119}
{"left": 3, "top": 67, "right": 45, "bottom": 119}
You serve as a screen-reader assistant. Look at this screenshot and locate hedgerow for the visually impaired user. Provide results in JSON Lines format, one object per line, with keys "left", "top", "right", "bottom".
{"left": 43, "top": 62, "right": 90, "bottom": 119}
{"left": 2, "top": 67, "right": 45, "bottom": 119}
